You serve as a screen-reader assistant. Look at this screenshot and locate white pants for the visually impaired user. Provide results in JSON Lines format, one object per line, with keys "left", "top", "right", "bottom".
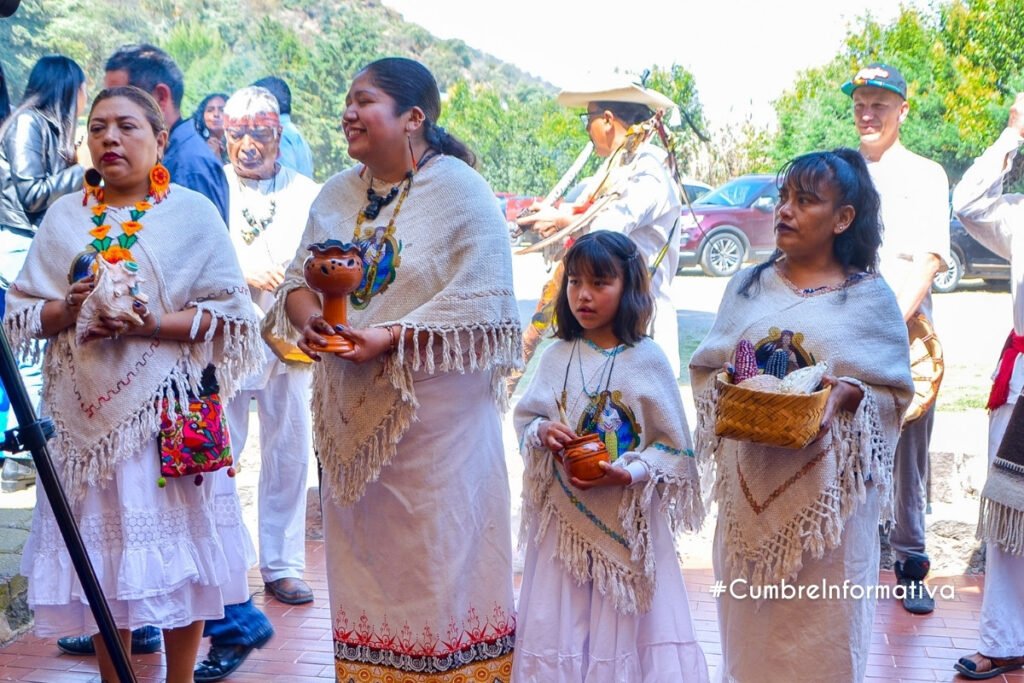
{"left": 978, "top": 405, "right": 1024, "bottom": 657}
{"left": 226, "top": 369, "right": 312, "bottom": 582}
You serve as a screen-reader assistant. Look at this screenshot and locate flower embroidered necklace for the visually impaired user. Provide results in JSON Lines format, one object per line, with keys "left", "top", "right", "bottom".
{"left": 86, "top": 195, "right": 162, "bottom": 266}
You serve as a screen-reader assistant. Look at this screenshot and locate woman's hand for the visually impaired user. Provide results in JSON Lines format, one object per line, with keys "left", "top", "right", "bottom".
{"left": 334, "top": 325, "right": 392, "bottom": 364}
{"left": 538, "top": 420, "right": 576, "bottom": 454}
{"left": 62, "top": 275, "right": 95, "bottom": 317}
{"left": 811, "top": 375, "right": 865, "bottom": 443}
{"left": 296, "top": 313, "right": 337, "bottom": 361}
{"left": 570, "top": 461, "right": 633, "bottom": 490}
{"left": 79, "top": 313, "right": 141, "bottom": 343}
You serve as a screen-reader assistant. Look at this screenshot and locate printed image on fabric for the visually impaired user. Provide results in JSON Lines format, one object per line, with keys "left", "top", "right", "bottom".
{"left": 351, "top": 225, "right": 401, "bottom": 309}
{"left": 753, "top": 326, "right": 816, "bottom": 375}
{"left": 333, "top": 602, "right": 514, "bottom": 677}
{"left": 335, "top": 652, "right": 513, "bottom": 683}
{"left": 576, "top": 389, "right": 640, "bottom": 462}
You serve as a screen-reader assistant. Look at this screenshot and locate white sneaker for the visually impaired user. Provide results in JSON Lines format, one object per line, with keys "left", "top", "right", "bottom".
{"left": 1, "top": 458, "right": 36, "bottom": 492}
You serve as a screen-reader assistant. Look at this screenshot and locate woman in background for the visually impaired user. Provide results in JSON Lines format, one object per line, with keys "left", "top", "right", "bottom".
{"left": 193, "top": 92, "right": 228, "bottom": 163}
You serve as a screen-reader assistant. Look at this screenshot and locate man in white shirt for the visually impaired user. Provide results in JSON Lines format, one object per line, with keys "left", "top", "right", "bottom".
{"left": 843, "top": 63, "right": 949, "bottom": 614}
{"left": 950, "top": 93, "right": 1024, "bottom": 680}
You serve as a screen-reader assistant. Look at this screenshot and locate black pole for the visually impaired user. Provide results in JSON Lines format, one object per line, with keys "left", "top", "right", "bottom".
{"left": 0, "top": 330, "right": 136, "bottom": 682}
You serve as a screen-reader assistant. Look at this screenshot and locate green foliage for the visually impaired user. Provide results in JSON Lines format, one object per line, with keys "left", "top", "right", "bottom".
{"left": 768, "top": 0, "right": 1024, "bottom": 183}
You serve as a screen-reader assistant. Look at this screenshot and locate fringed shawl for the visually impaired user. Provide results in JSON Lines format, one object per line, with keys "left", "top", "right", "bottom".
{"left": 3, "top": 186, "right": 264, "bottom": 501}
{"left": 514, "top": 338, "right": 704, "bottom": 614}
{"left": 978, "top": 397, "right": 1024, "bottom": 555}
{"left": 265, "top": 155, "right": 523, "bottom": 506}
{"left": 690, "top": 267, "right": 913, "bottom": 585}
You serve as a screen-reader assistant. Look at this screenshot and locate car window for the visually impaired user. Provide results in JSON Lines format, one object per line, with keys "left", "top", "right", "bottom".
{"left": 683, "top": 184, "right": 711, "bottom": 203}
{"left": 696, "top": 177, "right": 770, "bottom": 207}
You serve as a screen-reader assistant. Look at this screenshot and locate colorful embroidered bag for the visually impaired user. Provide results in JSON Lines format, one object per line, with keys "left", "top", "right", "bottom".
{"left": 157, "top": 367, "right": 234, "bottom": 487}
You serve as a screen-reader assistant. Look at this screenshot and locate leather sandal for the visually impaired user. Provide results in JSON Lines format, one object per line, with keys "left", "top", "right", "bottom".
{"left": 954, "top": 652, "right": 1024, "bottom": 679}
{"left": 264, "top": 577, "right": 314, "bottom": 605}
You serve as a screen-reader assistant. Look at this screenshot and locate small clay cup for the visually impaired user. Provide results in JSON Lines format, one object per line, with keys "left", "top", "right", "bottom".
{"left": 303, "top": 240, "right": 364, "bottom": 354}
{"left": 562, "top": 433, "right": 610, "bottom": 481}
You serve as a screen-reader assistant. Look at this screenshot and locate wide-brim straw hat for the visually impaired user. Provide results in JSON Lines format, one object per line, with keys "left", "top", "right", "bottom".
{"left": 556, "top": 80, "right": 676, "bottom": 111}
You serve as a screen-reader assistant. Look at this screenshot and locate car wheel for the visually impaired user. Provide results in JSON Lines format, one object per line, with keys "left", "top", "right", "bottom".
{"left": 700, "top": 232, "right": 746, "bottom": 277}
{"left": 932, "top": 250, "right": 963, "bottom": 294}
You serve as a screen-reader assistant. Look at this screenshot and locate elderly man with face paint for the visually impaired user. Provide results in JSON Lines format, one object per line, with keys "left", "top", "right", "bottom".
{"left": 220, "top": 85, "right": 320, "bottom": 609}
{"left": 191, "top": 86, "right": 322, "bottom": 682}
{"left": 843, "top": 63, "right": 950, "bottom": 615}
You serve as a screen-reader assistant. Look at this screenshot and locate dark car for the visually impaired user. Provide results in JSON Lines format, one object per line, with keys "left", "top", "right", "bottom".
{"left": 677, "top": 174, "right": 779, "bottom": 277}
{"left": 932, "top": 217, "right": 1010, "bottom": 293}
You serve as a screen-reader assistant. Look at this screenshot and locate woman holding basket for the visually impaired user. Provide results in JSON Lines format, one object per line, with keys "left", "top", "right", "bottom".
{"left": 690, "top": 148, "right": 913, "bottom": 683}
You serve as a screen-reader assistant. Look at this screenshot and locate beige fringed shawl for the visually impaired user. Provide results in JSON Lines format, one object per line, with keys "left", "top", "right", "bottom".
{"left": 265, "top": 155, "right": 522, "bottom": 506}
{"left": 514, "top": 338, "right": 704, "bottom": 614}
{"left": 690, "top": 267, "right": 913, "bottom": 585}
{"left": 3, "top": 186, "right": 263, "bottom": 502}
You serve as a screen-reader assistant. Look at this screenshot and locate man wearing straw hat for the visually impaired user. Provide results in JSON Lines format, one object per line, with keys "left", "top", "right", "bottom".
{"left": 517, "top": 80, "right": 683, "bottom": 379}
{"left": 950, "top": 93, "right": 1024, "bottom": 680}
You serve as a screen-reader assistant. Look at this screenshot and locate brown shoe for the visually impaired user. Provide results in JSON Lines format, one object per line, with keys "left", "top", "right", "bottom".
{"left": 264, "top": 577, "right": 314, "bottom": 605}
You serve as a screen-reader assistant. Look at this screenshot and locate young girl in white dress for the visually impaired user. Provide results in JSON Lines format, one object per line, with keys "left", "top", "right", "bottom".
{"left": 513, "top": 230, "right": 710, "bottom": 682}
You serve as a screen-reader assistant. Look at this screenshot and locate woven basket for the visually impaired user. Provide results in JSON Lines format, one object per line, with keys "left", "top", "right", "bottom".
{"left": 714, "top": 372, "right": 831, "bottom": 449}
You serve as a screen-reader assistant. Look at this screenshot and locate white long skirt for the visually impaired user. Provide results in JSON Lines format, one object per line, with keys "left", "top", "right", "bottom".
{"left": 714, "top": 486, "right": 880, "bottom": 683}
{"left": 513, "top": 492, "right": 710, "bottom": 683}
{"left": 22, "top": 437, "right": 255, "bottom": 637}
{"left": 324, "top": 369, "right": 516, "bottom": 682}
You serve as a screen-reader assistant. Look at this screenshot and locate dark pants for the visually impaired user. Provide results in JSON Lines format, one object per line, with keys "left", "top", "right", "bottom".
{"left": 203, "top": 599, "right": 274, "bottom": 647}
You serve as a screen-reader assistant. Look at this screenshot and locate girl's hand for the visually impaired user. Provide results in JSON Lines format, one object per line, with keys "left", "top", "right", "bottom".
{"left": 570, "top": 461, "right": 632, "bottom": 490}
{"left": 334, "top": 325, "right": 392, "bottom": 364}
{"left": 80, "top": 314, "right": 136, "bottom": 343}
{"left": 296, "top": 313, "right": 337, "bottom": 361}
{"left": 811, "top": 375, "right": 865, "bottom": 443}
{"left": 538, "top": 420, "right": 576, "bottom": 454}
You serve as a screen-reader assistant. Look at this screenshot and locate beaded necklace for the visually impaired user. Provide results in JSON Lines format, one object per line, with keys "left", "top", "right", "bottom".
{"left": 351, "top": 171, "right": 413, "bottom": 260}
{"left": 237, "top": 172, "right": 280, "bottom": 245}
{"left": 559, "top": 339, "right": 621, "bottom": 420}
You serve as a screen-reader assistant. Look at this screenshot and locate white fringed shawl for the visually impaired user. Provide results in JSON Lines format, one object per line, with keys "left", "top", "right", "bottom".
{"left": 265, "top": 155, "right": 523, "bottom": 506}
{"left": 690, "top": 267, "right": 913, "bottom": 586}
{"left": 3, "top": 186, "right": 264, "bottom": 501}
{"left": 514, "top": 338, "right": 704, "bottom": 614}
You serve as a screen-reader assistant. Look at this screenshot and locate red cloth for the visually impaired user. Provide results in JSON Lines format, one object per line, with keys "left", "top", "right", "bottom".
{"left": 987, "top": 330, "right": 1024, "bottom": 410}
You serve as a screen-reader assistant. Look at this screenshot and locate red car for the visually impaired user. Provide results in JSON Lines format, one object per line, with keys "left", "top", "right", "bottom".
{"left": 677, "top": 174, "right": 779, "bottom": 276}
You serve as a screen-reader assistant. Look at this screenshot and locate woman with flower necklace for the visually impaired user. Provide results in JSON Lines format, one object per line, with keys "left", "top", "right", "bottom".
{"left": 267, "top": 57, "right": 522, "bottom": 682}
{"left": 4, "top": 86, "right": 261, "bottom": 683}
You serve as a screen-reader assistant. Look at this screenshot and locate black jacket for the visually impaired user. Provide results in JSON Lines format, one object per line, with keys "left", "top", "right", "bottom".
{"left": 0, "top": 109, "right": 83, "bottom": 235}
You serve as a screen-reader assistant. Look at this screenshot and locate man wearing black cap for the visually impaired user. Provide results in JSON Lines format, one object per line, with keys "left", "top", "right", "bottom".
{"left": 843, "top": 63, "right": 950, "bottom": 615}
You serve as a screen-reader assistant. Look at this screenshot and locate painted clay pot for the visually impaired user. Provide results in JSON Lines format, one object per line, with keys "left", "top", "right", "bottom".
{"left": 562, "top": 433, "right": 610, "bottom": 481}
{"left": 303, "top": 240, "right": 364, "bottom": 354}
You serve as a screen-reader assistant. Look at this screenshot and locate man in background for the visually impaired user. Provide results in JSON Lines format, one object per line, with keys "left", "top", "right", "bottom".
{"left": 843, "top": 62, "right": 949, "bottom": 615}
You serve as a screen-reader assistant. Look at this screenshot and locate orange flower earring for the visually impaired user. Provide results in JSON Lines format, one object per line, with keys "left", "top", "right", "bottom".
{"left": 82, "top": 168, "right": 104, "bottom": 205}
{"left": 149, "top": 160, "right": 171, "bottom": 203}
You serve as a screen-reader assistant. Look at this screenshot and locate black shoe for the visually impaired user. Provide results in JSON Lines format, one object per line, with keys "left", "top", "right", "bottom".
{"left": 895, "top": 553, "right": 935, "bottom": 614}
{"left": 56, "top": 625, "right": 162, "bottom": 655}
{"left": 194, "top": 631, "right": 273, "bottom": 682}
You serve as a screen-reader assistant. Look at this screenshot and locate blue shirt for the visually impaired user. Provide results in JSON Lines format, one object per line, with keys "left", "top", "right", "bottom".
{"left": 163, "top": 117, "right": 229, "bottom": 225}
{"left": 278, "top": 114, "right": 314, "bottom": 179}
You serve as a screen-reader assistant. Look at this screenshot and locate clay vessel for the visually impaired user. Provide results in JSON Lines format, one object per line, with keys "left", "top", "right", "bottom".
{"left": 303, "top": 240, "right": 364, "bottom": 354}
{"left": 562, "top": 433, "right": 610, "bottom": 481}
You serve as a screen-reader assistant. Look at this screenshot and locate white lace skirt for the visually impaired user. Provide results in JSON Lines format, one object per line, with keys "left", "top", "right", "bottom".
{"left": 513, "top": 493, "right": 711, "bottom": 682}
{"left": 22, "top": 437, "right": 255, "bottom": 637}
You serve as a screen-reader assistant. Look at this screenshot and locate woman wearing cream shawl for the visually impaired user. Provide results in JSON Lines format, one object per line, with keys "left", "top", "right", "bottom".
{"left": 690, "top": 149, "right": 912, "bottom": 683}
{"left": 4, "top": 87, "right": 261, "bottom": 682}
{"left": 267, "top": 59, "right": 522, "bottom": 682}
